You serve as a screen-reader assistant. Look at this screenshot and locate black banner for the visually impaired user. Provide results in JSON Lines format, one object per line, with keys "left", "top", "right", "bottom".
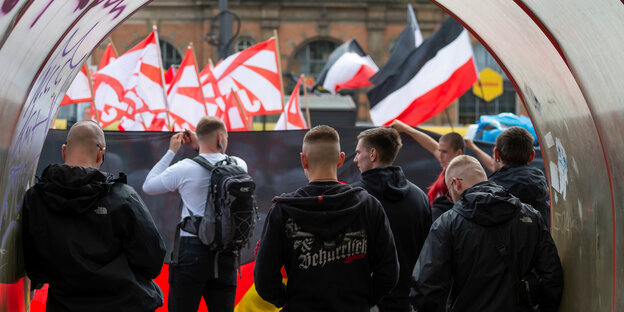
{"left": 37, "top": 128, "right": 544, "bottom": 264}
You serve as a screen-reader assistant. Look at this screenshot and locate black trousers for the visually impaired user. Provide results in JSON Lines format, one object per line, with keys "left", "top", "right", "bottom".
{"left": 168, "top": 237, "right": 237, "bottom": 312}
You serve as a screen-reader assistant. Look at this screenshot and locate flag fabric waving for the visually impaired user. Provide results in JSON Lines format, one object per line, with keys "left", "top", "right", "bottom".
{"left": 275, "top": 76, "right": 307, "bottom": 130}
{"left": 92, "top": 31, "right": 169, "bottom": 130}
{"left": 92, "top": 43, "right": 118, "bottom": 126}
{"left": 199, "top": 65, "right": 225, "bottom": 118}
{"left": 211, "top": 38, "right": 283, "bottom": 116}
{"left": 368, "top": 18, "right": 478, "bottom": 126}
{"left": 223, "top": 92, "right": 250, "bottom": 132}
{"left": 60, "top": 64, "right": 91, "bottom": 106}
{"left": 369, "top": 4, "right": 423, "bottom": 85}
{"left": 164, "top": 65, "right": 176, "bottom": 90}
{"left": 167, "top": 46, "right": 206, "bottom": 130}
{"left": 313, "top": 39, "right": 378, "bottom": 94}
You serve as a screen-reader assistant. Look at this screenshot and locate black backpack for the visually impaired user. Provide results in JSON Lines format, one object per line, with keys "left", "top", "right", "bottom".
{"left": 181, "top": 156, "right": 257, "bottom": 252}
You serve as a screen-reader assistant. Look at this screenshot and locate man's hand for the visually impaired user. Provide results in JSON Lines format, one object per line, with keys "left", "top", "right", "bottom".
{"left": 183, "top": 129, "right": 199, "bottom": 150}
{"left": 169, "top": 132, "right": 185, "bottom": 154}
{"left": 390, "top": 119, "right": 411, "bottom": 133}
{"left": 464, "top": 138, "right": 476, "bottom": 150}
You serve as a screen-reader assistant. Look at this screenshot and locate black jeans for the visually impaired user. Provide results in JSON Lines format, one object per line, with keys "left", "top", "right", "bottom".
{"left": 169, "top": 237, "right": 237, "bottom": 312}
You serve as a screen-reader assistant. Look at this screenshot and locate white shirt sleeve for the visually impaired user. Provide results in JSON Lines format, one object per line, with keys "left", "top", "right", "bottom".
{"left": 142, "top": 150, "right": 181, "bottom": 195}
{"left": 231, "top": 156, "right": 248, "bottom": 172}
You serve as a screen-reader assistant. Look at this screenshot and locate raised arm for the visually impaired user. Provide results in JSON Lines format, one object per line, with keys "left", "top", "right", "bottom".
{"left": 142, "top": 133, "right": 185, "bottom": 195}
{"left": 391, "top": 120, "right": 439, "bottom": 157}
{"left": 465, "top": 139, "right": 498, "bottom": 173}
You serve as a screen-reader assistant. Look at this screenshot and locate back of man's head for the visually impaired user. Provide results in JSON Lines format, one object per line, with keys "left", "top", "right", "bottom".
{"left": 445, "top": 155, "right": 487, "bottom": 199}
{"left": 64, "top": 120, "right": 105, "bottom": 168}
{"left": 302, "top": 125, "right": 341, "bottom": 170}
{"left": 196, "top": 116, "right": 227, "bottom": 141}
{"left": 495, "top": 127, "right": 534, "bottom": 165}
{"left": 357, "top": 127, "right": 402, "bottom": 166}
{"left": 440, "top": 132, "right": 465, "bottom": 153}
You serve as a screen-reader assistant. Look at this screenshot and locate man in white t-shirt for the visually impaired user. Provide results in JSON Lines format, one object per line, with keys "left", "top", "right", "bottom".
{"left": 143, "top": 116, "right": 247, "bottom": 312}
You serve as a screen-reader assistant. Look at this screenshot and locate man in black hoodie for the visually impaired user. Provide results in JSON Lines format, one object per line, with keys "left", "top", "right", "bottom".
{"left": 254, "top": 125, "right": 399, "bottom": 311}
{"left": 22, "top": 120, "right": 166, "bottom": 312}
{"left": 467, "top": 126, "right": 551, "bottom": 227}
{"left": 351, "top": 127, "right": 431, "bottom": 312}
{"left": 412, "top": 155, "right": 563, "bottom": 312}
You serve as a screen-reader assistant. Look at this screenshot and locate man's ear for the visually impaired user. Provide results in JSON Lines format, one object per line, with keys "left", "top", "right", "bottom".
{"left": 61, "top": 144, "right": 67, "bottom": 162}
{"left": 337, "top": 152, "right": 345, "bottom": 169}
{"left": 97, "top": 147, "right": 105, "bottom": 165}
{"left": 493, "top": 147, "right": 501, "bottom": 162}
{"left": 528, "top": 150, "right": 535, "bottom": 163}
{"left": 370, "top": 147, "right": 377, "bottom": 163}
{"left": 300, "top": 152, "right": 308, "bottom": 170}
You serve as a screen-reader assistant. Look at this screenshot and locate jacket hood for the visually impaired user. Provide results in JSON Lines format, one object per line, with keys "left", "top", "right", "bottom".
{"left": 359, "top": 166, "right": 409, "bottom": 202}
{"left": 490, "top": 164, "right": 549, "bottom": 202}
{"left": 275, "top": 183, "right": 371, "bottom": 241}
{"left": 453, "top": 181, "right": 523, "bottom": 226}
{"left": 35, "top": 164, "right": 119, "bottom": 214}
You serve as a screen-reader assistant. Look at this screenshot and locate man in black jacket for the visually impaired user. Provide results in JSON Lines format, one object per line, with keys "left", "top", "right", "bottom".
{"left": 352, "top": 127, "right": 431, "bottom": 312}
{"left": 412, "top": 155, "right": 563, "bottom": 312}
{"left": 466, "top": 126, "right": 550, "bottom": 227}
{"left": 254, "top": 125, "right": 399, "bottom": 311}
{"left": 22, "top": 120, "right": 166, "bottom": 312}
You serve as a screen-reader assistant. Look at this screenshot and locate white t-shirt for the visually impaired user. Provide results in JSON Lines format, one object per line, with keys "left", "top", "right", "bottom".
{"left": 142, "top": 150, "right": 248, "bottom": 236}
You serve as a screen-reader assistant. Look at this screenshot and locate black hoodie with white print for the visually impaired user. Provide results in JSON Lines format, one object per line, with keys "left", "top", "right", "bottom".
{"left": 254, "top": 182, "right": 399, "bottom": 312}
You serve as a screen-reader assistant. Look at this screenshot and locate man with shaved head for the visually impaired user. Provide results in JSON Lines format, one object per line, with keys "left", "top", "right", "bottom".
{"left": 254, "top": 125, "right": 399, "bottom": 311}
{"left": 22, "top": 120, "right": 166, "bottom": 312}
{"left": 411, "top": 155, "right": 563, "bottom": 311}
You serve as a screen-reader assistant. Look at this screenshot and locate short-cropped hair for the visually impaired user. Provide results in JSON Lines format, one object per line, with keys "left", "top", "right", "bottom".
{"left": 496, "top": 126, "right": 534, "bottom": 164}
{"left": 357, "top": 127, "right": 403, "bottom": 164}
{"left": 303, "top": 125, "right": 340, "bottom": 145}
{"left": 440, "top": 132, "right": 465, "bottom": 153}
{"left": 196, "top": 116, "right": 226, "bottom": 140}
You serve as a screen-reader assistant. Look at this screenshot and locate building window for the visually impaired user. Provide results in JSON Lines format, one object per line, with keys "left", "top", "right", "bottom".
{"left": 159, "top": 40, "right": 182, "bottom": 69}
{"left": 290, "top": 40, "right": 338, "bottom": 79}
{"left": 458, "top": 42, "right": 518, "bottom": 124}
{"left": 235, "top": 37, "right": 255, "bottom": 52}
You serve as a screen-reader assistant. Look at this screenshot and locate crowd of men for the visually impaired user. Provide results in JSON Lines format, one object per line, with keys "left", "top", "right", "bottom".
{"left": 21, "top": 116, "right": 563, "bottom": 312}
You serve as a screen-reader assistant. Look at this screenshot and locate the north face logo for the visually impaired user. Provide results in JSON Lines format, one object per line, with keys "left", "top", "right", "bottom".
{"left": 94, "top": 207, "right": 108, "bottom": 215}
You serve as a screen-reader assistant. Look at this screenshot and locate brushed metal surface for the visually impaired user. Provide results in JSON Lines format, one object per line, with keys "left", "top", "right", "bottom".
{"left": 0, "top": 1, "right": 153, "bottom": 311}
{"left": 514, "top": 2, "right": 624, "bottom": 310}
{"left": 432, "top": 0, "right": 616, "bottom": 310}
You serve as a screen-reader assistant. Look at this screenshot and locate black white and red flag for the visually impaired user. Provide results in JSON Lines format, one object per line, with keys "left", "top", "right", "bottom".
{"left": 313, "top": 39, "right": 378, "bottom": 94}
{"left": 369, "top": 3, "right": 423, "bottom": 85}
{"left": 368, "top": 18, "right": 478, "bottom": 126}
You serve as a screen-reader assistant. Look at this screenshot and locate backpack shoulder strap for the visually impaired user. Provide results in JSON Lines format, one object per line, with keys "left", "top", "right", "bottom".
{"left": 192, "top": 155, "right": 215, "bottom": 171}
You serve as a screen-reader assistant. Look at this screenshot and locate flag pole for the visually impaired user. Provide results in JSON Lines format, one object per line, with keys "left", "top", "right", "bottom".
{"left": 84, "top": 62, "right": 101, "bottom": 124}
{"left": 273, "top": 29, "right": 288, "bottom": 130}
{"left": 231, "top": 89, "right": 252, "bottom": 130}
{"left": 153, "top": 24, "right": 174, "bottom": 131}
{"left": 302, "top": 74, "right": 311, "bottom": 128}
{"left": 190, "top": 42, "right": 210, "bottom": 117}
{"left": 108, "top": 36, "right": 120, "bottom": 57}
{"left": 208, "top": 58, "right": 215, "bottom": 69}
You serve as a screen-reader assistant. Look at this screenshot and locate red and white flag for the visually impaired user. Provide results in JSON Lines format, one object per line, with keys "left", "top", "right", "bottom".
{"left": 92, "top": 30, "right": 169, "bottom": 130}
{"left": 223, "top": 92, "right": 249, "bottom": 132}
{"left": 167, "top": 46, "right": 206, "bottom": 131}
{"left": 210, "top": 38, "right": 282, "bottom": 116}
{"left": 275, "top": 76, "right": 307, "bottom": 130}
{"left": 368, "top": 18, "right": 478, "bottom": 126}
{"left": 199, "top": 65, "right": 225, "bottom": 118}
{"left": 60, "top": 64, "right": 91, "bottom": 106}
{"left": 91, "top": 43, "right": 118, "bottom": 124}
{"left": 164, "top": 65, "right": 177, "bottom": 90}
{"left": 313, "top": 39, "right": 378, "bottom": 94}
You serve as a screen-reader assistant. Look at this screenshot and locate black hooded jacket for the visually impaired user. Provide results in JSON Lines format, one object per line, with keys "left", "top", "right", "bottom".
{"left": 489, "top": 163, "right": 551, "bottom": 227}
{"left": 412, "top": 181, "right": 563, "bottom": 312}
{"left": 431, "top": 195, "right": 454, "bottom": 222}
{"left": 22, "top": 164, "right": 166, "bottom": 312}
{"left": 254, "top": 182, "right": 399, "bottom": 312}
{"left": 352, "top": 166, "right": 431, "bottom": 311}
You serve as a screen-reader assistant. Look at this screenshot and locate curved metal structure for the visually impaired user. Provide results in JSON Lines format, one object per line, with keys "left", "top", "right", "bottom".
{"left": 0, "top": 1, "right": 153, "bottom": 309}
{"left": 432, "top": 0, "right": 624, "bottom": 310}
{"left": 0, "top": 0, "right": 622, "bottom": 310}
